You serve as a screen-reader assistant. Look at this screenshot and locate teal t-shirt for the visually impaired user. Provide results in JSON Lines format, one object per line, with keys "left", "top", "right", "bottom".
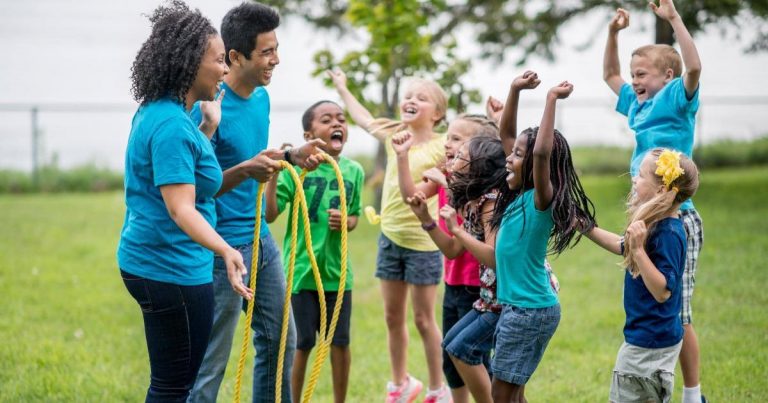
{"left": 275, "top": 157, "right": 365, "bottom": 293}
{"left": 190, "top": 83, "right": 270, "bottom": 246}
{"left": 617, "top": 77, "right": 699, "bottom": 210}
{"left": 495, "top": 189, "right": 558, "bottom": 308}
{"left": 118, "top": 99, "right": 222, "bottom": 285}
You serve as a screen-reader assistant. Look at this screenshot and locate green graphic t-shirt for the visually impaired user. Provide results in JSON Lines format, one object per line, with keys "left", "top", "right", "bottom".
{"left": 276, "top": 156, "right": 364, "bottom": 293}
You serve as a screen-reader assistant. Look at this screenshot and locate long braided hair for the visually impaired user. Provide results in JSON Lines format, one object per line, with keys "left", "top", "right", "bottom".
{"left": 490, "top": 126, "right": 596, "bottom": 255}
{"left": 130, "top": 0, "right": 217, "bottom": 105}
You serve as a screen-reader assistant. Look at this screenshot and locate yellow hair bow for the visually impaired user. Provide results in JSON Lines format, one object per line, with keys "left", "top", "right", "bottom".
{"left": 655, "top": 150, "right": 685, "bottom": 190}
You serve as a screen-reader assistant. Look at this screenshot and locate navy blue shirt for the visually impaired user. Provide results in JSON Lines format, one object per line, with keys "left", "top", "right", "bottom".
{"left": 190, "top": 83, "right": 271, "bottom": 246}
{"left": 118, "top": 99, "right": 222, "bottom": 285}
{"left": 623, "top": 217, "right": 686, "bottom": 348}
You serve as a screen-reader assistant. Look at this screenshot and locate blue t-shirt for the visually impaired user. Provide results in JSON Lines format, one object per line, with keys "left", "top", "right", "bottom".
{"left": 623, "top": 217, "right": 686, "bottom": 349}
{"left": 190, "top": 83, "right": 271, "bottom": 246}
{"left": 616, "top": 77, "right": 699, "bottom": 210}
{"left": 118, "top": 99, "right": 222, "bottom": 285}
{"left": 495, "top": 189, "right": 558, "bottom": 308}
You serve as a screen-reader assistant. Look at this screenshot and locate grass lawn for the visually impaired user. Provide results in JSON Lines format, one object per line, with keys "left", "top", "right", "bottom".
{"left": 0, "top": 167, "right": 766, "bottom": 402}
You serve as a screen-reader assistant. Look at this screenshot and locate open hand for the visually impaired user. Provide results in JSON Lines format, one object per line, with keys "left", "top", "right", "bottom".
{"left": 326, "top": 69, "right": 348, "bottom": 90}
{"left": 293, "top": 138, "right": 327, "bottom": 170}
{"left": 549, "top": 81, "right": 574, "bottom": 100}
{"left": 512, "top": 71, "right": 541, "bottom": 91}
{"left": 223, "top": 247, "right": 253, "bottom": 300}
{"left": 649, "top": 0, "right": 679, "bottom": 22}
{"left": 609, "top": 8, "right": 630, "bottom": 33}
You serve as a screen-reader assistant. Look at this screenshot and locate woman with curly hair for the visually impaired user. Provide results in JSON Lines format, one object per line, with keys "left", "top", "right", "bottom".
{"left": 117, "top": 1, "right": 251, "bottom": 400}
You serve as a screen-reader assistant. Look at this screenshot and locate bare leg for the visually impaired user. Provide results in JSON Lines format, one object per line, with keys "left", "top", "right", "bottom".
{"left": 680, "top": 323, "right": 700, "bottom": 387}
{"left": 492, "top": 378, "right": 525, "bottom": 403}
{"left": 291, "top": 348, "right": 312, "bottom": 402}
{"left": 451, "top": 385, "right": 470, "bottom": 403}
{"left": 331, "top": 345, "right": 351, "bottom": 403}
{"left": 411, "top": 283, "right": 443, "bottom": 390}
{"left": 451, "top": 355, "right": 492, "bottom": 403}
{"left": 381, "top": 279, "right": 410, "bottom": 384}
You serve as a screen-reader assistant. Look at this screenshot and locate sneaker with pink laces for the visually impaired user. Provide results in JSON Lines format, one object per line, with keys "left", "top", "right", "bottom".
{"left": 423, "top": 384, "right": 452, "bottom": 403}
{"left": 386, "top": 375, "right": 423, "bottom": 403}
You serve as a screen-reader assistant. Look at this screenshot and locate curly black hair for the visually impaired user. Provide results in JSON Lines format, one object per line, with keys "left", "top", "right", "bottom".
{"left": 490, "top": 127, "right": 596, "bottom": 255}
{"left": 449, "top": 136, "right": 507, "bottom": 210}
{"left": 221, "top": 2, "right": 280, "bottom": 65}
{"left": 130, "top": 0, "right": 217, "bottom": 105}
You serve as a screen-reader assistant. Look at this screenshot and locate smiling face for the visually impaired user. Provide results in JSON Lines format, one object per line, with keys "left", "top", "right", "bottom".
{"left": 190, "top": 35, "right": 229, "bottom": 102}
{"left": 505, "top": 132, "right": 529, "bottom": 190}
{"left": 239, "top": 30, "right": 279, "bottom": 87}
{"left": 632, "top": 154, "right": 664, "bottom": 205}
{"left": 400, "top": 82, "right": 443, "bottom": 127}
{"left": 304, "top": 102, "right": 348, "bottom": 157}
{"left": 449, "top": 142, "right": 472, "bottom": 175}
{"left": 629, "top": 54, "right": 673, "bottom": 103}
{"left": 444, "top": 119, "right": 478, "bottom": 162}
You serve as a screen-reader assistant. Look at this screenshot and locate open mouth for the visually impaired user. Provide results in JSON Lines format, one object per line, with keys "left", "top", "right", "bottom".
{"left": 330, "top": 130, "right": 344, "bottom": 151}
{"left": 402, "top": 105, "right": 418, "bottom": 118}
{"left": 634, "top": 87, "right": 646, "bottom": 97}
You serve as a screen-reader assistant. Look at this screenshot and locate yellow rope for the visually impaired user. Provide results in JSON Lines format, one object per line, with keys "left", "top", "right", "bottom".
{"left": 234, "top": 153, "right": 348, "bottom": 403}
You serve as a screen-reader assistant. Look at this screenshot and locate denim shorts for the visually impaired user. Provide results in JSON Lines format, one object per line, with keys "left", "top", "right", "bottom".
{"left": 292, "top": 290, "right": 352, "bottom": 349}
{"left": 375, "top": 233, "right": 443, "bottom": 285}
{"left": 443, "top": 309, "right": 499, "bottom": 366}
{"left": 492, "top": 304, "right": 561, "bottom": 385}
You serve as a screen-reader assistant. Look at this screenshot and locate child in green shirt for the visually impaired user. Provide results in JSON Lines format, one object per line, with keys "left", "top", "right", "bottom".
{"left": 266, "top": 100, "right": 364, "bottom": 402}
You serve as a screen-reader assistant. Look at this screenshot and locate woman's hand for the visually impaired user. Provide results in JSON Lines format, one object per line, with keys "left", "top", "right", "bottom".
{"left": 222, "top": 247, "right": 253, "bottom": 300}
{"left": 198, "top": 89, "right": 225, "bottom": 138}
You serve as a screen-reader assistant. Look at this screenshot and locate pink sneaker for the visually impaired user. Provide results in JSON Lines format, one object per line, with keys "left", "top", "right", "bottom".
{"left": 386, "top": 375, "right": 423, "bottom": 403}
{"left": 423, "top": 384, "right": 452, "bottom": 403}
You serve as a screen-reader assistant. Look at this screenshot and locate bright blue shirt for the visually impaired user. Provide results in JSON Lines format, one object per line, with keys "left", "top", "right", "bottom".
{"left": 190, "top": 83, "right": 271, "bottom": 246}
{"left": 623, "top": 217, "right": 686, "bottom": 349}
{"left": 118, "top": 99, "right": 222, "bottom": 285}
{"left": 495, "top": 190, "right": 558, "bottom": 308}
{"left": 617, "top": 77, "right": 699, "bottom": 210}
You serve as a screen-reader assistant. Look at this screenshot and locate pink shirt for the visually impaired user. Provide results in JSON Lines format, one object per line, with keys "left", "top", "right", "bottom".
{"left": 438, "top": 186, "right": 481, "bottom": 287}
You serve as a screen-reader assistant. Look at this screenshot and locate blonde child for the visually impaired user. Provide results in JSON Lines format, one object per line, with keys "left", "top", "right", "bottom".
{"left": 265, "top": 100, "right": 365, "bottom": 403}
{"left": 489, "top": 81, "right": 595, "bottom": 402}
{"left": 392, "top": 114, "right": 499, "bottom": 403}
{"left": 328, "top": 69, "right": 449, "bottom": 402}
{"left": 584, "top": 149, "right": 699, "bottom": 402}
{"left": 604, "top": 2, "right": 704, "bottom": 400}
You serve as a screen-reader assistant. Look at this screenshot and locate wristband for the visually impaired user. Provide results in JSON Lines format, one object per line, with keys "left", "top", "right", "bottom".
{"left": 421, "top": 221, "right": 437, "bottom": 231}
{"left": 284, "top": 148, "right": 294, "bottom": 166}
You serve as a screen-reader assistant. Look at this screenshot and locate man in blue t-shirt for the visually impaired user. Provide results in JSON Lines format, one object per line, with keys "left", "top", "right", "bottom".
{"left": 188, "top": 3, "right": 324, "bottom": 402}
{"left": 602, "top": 2, "right": 706, "bottom": 402}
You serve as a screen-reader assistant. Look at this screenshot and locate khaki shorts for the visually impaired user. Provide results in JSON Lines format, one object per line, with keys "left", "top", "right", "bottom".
{"left": 609, "top": 341, "right": 682, "bottom": 403}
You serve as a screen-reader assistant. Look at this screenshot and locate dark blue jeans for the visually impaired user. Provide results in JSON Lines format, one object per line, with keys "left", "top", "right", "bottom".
{"left": 442, "top": 284, "right": 483, "bottom": 388}
{"left": 122, "top": 270, "right": 214, "bottom": 402}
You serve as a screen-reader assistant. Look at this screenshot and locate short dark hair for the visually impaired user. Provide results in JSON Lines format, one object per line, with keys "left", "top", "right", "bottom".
{"left": 130, "top": 0, "right": 217, "bottom": 105}
{"left": 301, "top": 100, "right": 341, "bottom": 132}
{"left": 221, "top": 2, "right": 280, "bottom": 65}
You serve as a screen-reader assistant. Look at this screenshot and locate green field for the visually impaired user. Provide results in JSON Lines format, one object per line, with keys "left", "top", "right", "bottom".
{"left": 1, "top": 167, "right": 766, "bottom": 402}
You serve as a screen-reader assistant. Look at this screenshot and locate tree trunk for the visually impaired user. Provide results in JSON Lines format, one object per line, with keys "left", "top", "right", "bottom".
{"left": 655, "top": 15, "right": 675, "bottom": 45}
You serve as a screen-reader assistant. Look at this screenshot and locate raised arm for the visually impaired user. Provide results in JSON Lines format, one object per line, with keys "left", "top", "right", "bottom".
{"left": 604, "top": 9, "right": 629, "bottom": 95}
{"left": 326, "top": 69, "right": 383, "bottom": 141}
{"left": 499, "top": 71, "right": 541, "bottom": 155}
{"left": 392, "top": 132, "right": 439, "bottom": 202}
{"left": 160, "top": 184, "right": 252, "bottom": 300}
{"left": 651, "top": 0, "right": 701, "bottom": 97}
{"left": 627, "top": 221, "right": 672, "bottom": 302}
{"left": 533, "top": 82, "right": 573, "bottom": 210}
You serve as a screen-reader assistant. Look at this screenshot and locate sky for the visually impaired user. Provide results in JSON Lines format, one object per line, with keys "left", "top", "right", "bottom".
{"left": 1, "top": 0, "right": 766, "bottom": 170}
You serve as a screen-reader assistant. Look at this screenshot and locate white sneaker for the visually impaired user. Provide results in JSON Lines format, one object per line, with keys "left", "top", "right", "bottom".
{"left": 386, "top": 375, "right": 423, "bottom": 403}
{"left": 423, "top": 384, "right": 452, "bottom": 403}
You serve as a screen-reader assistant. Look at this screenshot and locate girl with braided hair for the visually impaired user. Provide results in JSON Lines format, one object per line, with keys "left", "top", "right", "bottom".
{"left": 489, "top": 79, "right": 596, "bottom": 402}
{"left": 118, "top": 1, "right": 250, "bottom": 400}
{"left": 584, "top": 149, "right": 699, "bottom": 402}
